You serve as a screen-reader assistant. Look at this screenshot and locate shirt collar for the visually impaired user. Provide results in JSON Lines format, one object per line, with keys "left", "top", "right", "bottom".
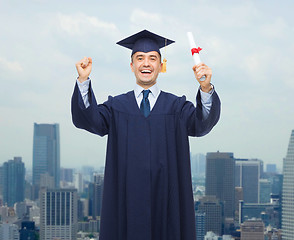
{"left": 134, "top": 83, "right": 160, "bottom": 99}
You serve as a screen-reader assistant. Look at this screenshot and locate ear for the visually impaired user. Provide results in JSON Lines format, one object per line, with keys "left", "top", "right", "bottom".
{"left": 130, "top": 62, "right": 134, "bottom": 72}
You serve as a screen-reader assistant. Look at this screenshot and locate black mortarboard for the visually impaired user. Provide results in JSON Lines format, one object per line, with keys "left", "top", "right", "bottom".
{"left": 116, "top": 29, "right": 175, "bottom": 56}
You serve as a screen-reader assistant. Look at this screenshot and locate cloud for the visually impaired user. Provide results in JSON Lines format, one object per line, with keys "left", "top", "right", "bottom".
{"left": 241, "top": 50, "right": 272, "bottom": 83}
{"left": 130, "top": 9, "right": 162, "bottom": 25}
{"left": 0, "top": 57, "right": 23, "bottom": 73}
{"left": 56, "top": 13, "right": 118, "bottom": 36}
{"left": 261, "top": 17, "right": 289, "bottom": 39}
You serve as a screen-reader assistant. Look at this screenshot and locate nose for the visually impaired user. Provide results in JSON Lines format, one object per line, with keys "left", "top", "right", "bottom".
{"left": 143, "top": 58, "right": 150, "bottom": 67}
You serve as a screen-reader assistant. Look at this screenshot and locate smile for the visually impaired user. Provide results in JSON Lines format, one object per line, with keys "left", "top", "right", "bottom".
{"left": 141, "top": 69, "right": 152, "bottom": 74}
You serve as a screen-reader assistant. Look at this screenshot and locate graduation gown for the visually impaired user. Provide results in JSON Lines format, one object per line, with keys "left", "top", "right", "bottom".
{"left": 71, "top": 82, "right": 221, "bottom": 240}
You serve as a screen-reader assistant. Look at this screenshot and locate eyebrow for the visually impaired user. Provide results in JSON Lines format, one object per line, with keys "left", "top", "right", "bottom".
{"left": 135, "top": 54, "right": 158, "bottom": 59}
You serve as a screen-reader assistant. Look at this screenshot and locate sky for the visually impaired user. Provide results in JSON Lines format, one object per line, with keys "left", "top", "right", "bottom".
{"left": 0, "top": 0, "right": 293, "bottom": 170}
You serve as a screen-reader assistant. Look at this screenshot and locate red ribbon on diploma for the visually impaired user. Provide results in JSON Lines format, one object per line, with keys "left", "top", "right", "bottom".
{"left": 191, "top": 47, "right": 202, "bottom": 55}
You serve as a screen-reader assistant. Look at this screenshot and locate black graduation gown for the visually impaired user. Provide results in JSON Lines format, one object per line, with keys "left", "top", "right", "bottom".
{"left": 71, "top": 82, "right": 221, "bottom": 240}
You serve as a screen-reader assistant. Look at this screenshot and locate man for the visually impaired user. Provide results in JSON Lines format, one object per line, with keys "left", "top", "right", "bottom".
{"left": 72, "top": 30, "right": 220, "bottom": 240}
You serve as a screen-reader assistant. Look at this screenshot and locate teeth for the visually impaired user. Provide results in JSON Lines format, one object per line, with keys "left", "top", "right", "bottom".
{"left": 141, "top": 70, "right": 151, "bottom": 73}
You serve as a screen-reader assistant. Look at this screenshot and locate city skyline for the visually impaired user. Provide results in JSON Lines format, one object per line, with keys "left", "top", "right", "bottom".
{"left": 1, "top": 1, "right": 294, "bottom": 169}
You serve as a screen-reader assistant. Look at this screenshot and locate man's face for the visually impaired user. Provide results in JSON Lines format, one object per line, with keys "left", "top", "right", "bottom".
{"left": 130, "top": 51, "right": 162, "bottom": 89}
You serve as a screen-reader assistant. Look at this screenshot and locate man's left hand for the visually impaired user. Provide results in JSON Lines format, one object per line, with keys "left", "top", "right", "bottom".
{"left": 192, "top": 63, "right": 213, "bottom": 93}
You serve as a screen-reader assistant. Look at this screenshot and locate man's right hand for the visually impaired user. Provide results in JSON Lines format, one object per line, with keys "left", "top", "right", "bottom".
{"left": 76, "top": 57, "right": 92, "bottom": 83}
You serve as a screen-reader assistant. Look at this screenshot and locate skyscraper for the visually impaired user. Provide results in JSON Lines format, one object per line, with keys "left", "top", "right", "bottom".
{"left": 271, "top": 174, "right": 283, "bottom": 195}
{"left": 206, "top": 152, "right": 235, "bottom": 219}
{"left": 0, "top": 166, "right": 3, "bottom": 199}
{"left": 32, "top": 123, "right": 60, "bottom": 194}
{"left": 61, "top": 168, "right": 74, "bottom": 183}
{"left": 40, "top": 188, "right": 78, "bottom": 240}
{"left": 266, "top": 164, "right": 277, "bottom": 173}
{"left": 74, "top": 172, "right": 84, "bottom": 193}
{"left": 235, "top": 160, "right": 261, "bottom": 203}
{"left": 235, "top": 187, "right": 243, "bottom": 222}
{"left": 282, "top": 129, "right": 294, "bottom": 239}
{"left": 259, "top": 179, "right": 271, "bottom": 203}
{"left": 195, "top": 195, "right": 223, "bottom": 236}
{"left": 2, "top": 157, "right": 25, "bottom": 207}
{"left": 88, "top": 174, "right": 104, "bottom": 218}
{"left": 191, "top": 153, "right": 206, "bottom": 178}
{"left": 195, "top": 211, "right": 206, "bottom": 240}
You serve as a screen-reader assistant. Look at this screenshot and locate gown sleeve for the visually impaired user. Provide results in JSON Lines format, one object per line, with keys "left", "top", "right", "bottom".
{"left": 181, "top": 89, "right": 221, "bottom": 137}
{"left": 71, "top": 81, "right": 112, "bottom": 136}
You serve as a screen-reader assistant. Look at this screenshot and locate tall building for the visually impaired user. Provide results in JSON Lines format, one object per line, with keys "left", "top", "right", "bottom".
{"left": 240, "top": 219, "right": 264, "bottom": 240}
{"left": 88, "top": 174, "right": 104, "bottom": 218}
{"left": 235, "top": 187, "right": 243, "bottom": 222}
{"left": 61, "top": 168, "right": 74, "bottom": 183}
{"left": 191, "top": 153, "right": 206, "bottom": 178}
{"left": 259, "top": 179, "right": 271, "bottom": 203}
{"left": 195, "top": 195, "right": 223, "bottom": 236}
{"left": 82, "top": 166, "right": 95, "bottom": 182}
{"left": 266, "top": 164, "right": 277, "bottom": 173}
{"left": 32, "top": 123, "right": 60, "bottom": 194}
{"left": 40, "top": 188, "right": 78, "bottom": 240}
{"left": 195, "top": 211, "right": 206, "bottom": 240}
{"left": 235, "top": 160, "right": 261, "bottom": 203}
{"left": 74, "top": 173, "right": 84, "bottom": 193}
{"left": 39, "top": 173, "right": 55, "bottom": 189}
{"left": 282, "top": 129, "right": 294, "bottom": 239}
{"left": 206, "top": 152, "right": 235, "bottom": 219}
{"left": 2, "top": 157, "right": 25, "bottom": 207}
{"left": 271, "top": 174, "right": 283, "bottom": 195}
{"left": 0, "top": 166, "right": 3, "bottom": 199}
{"left": 77, "top": 198, "right": 86, "bottom": 221}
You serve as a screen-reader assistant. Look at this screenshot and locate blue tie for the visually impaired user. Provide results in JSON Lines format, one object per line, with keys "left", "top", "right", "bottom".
{"left": 140, "top": 90, "right": 151, "bottom": 117}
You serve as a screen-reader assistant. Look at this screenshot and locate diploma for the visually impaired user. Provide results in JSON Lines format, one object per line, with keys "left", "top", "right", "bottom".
{"left": 187, "top": 32, "right": 205, "bottom": 81}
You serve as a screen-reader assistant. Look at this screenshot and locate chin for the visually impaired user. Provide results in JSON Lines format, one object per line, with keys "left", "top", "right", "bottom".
{"left": 138, "top": 80, "right": 153, "bottom": 87}
{"left": 139, "top": 78, "right": 152, "bottom": 83}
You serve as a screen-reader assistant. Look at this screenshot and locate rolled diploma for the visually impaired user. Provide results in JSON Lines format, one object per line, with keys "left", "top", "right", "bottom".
{"left": 187, "top": 32, "right": 205, "bottom": 81}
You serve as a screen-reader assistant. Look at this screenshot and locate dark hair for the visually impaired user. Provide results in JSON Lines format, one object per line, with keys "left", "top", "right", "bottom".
{"left": 131, "top": 52, "right": 162, "bottom": 63}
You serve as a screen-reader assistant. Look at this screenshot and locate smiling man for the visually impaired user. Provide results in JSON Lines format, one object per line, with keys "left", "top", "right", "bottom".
{"left": 71, "top": 30, "right": 221, "bottom": 240}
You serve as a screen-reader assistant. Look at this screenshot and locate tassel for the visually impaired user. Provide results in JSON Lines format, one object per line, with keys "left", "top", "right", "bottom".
{"left": 161, "top": 38, "right": 167, "bottom": 73}
{"left": 161, "top": 58, "right": 167, "bottom": 73}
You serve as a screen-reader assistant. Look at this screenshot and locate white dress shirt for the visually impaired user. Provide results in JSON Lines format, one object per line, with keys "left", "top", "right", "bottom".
{"left": 77, "top": 79, "right": 213, "bottom": 120}
{"left": 134, "top": 84, "right": 160, "bottom": 111}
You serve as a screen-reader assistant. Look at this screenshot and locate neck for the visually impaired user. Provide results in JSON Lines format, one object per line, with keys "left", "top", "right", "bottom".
{"left": 136, "top": 81, "right": 156, "bottom": 89}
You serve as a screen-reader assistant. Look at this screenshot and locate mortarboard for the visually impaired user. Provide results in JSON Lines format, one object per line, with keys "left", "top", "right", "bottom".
{"left": 116, "top": 29, "right": 175, "bottom": 56}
